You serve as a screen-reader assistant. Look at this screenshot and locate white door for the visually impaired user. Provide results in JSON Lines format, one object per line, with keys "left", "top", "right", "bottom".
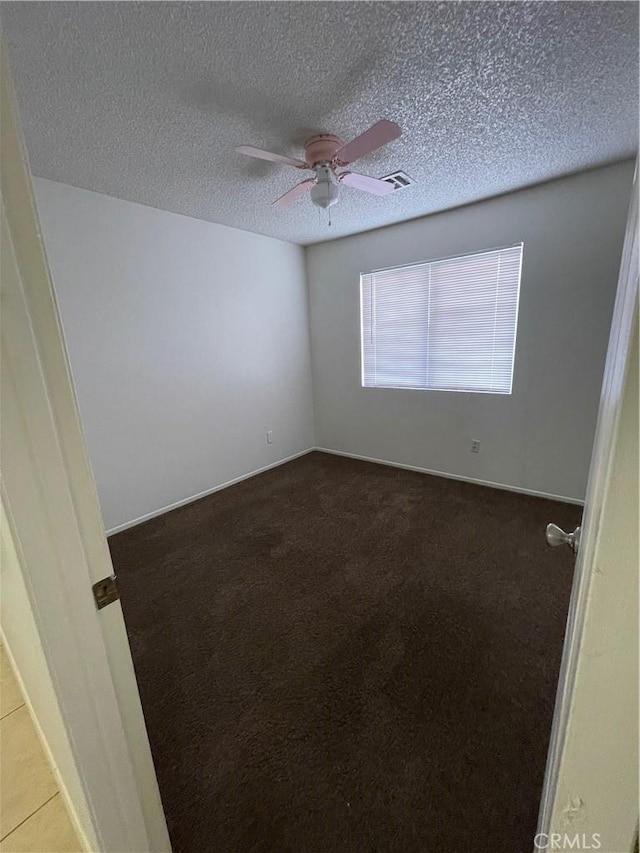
{"left": 537, "top": 164, "right": 638, "bottom": 852}
{"left": 1, "top": 51, "right": 171, "bottom": 853}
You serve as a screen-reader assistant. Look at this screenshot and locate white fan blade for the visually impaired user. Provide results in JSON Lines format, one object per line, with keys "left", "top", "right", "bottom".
{"left": 237, "top": 146, "right": 308, "bottom": 170}
{"left": 338, "top": 171, "right": 394, "bottom": 197}
{"left": 272, "top": 178, "right": 316, "bottom": 207}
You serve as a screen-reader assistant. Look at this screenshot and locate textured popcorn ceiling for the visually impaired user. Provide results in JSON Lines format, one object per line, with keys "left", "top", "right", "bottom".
{"left": 3, "top": 1, "right": 638, "bottom": 245}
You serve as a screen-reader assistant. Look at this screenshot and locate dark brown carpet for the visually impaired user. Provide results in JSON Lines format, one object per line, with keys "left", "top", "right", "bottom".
{"left": 109, "top": 451, "right": 580, "bottom": 853}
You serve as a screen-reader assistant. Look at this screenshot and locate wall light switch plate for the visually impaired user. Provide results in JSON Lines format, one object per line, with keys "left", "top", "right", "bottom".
{"left": 471, "top": 439, "right": 480, "bottom": 453}
{"left": 266, "top": 430, "right": 273, "bottom": 444}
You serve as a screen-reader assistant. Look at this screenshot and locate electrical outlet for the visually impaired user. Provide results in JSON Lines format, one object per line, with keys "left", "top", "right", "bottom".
{"left": 471, "top": 439, "right": 480, "bottom": 453}
{"left": 266, "top": 430, "right": 273, "bottom": 445}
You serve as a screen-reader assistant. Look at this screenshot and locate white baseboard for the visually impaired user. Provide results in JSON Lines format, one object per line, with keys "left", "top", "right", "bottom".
{"left": 106, "top": 443, "right": 582, "bottom": 536}
{"left": 314, "top": 447, "right": 585, "bottom": 506}
{"left": 105, "top": 448, "right": 315, "bottom": 536}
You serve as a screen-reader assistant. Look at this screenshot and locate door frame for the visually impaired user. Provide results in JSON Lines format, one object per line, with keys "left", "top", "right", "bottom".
{"left": 536, "top": 162, "right": 638, "bottom": 844}
{"left": 1, "top": 48, "right": 170, "bottom": 851}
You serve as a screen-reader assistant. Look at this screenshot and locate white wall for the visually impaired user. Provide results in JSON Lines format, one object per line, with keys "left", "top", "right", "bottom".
{"left": 306, "top": 162, "right": 634, "bottom": 502}
{"left": 33, "top": 178, "right": 315, "bottom": 532}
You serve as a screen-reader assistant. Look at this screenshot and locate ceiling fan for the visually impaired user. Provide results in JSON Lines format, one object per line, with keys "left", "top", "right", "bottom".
{"left": 236, "top": 119, "right": 401, "bottom": 209}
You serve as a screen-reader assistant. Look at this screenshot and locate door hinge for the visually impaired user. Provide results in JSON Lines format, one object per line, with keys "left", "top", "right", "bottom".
{"left": 92, "top": 574, "right": 119, "bottom": 610}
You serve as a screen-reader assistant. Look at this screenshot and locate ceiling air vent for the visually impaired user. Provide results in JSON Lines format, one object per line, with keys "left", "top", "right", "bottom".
{"left": 381, "top": 170, "right": 415, "bottom": 191}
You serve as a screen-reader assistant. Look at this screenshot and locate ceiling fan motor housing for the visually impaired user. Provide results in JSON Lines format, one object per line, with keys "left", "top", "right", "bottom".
{"left": 304, "top": 134, "right": 343, "bottom": 167}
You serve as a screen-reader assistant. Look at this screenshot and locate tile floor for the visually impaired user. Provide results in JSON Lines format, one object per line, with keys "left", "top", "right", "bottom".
{"left": 0, "top": 643, "right": 81, "bottom": 852}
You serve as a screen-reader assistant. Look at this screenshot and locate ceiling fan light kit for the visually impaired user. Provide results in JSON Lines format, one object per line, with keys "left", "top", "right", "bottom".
{"left": 310, "top": 164, "right": 340, "bottom": 209}
{"left": 236, "top": 119, "right": 402, "bottom": 211}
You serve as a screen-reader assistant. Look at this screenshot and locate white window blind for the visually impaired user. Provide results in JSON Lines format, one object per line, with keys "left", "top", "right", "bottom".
{"left": 361, "top": 244, "right": 523, "bottom": 394}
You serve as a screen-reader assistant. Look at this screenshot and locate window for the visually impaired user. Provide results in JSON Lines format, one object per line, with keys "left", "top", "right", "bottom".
{"left": 361, "top": 243, "right": 523, "bottom": 394}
